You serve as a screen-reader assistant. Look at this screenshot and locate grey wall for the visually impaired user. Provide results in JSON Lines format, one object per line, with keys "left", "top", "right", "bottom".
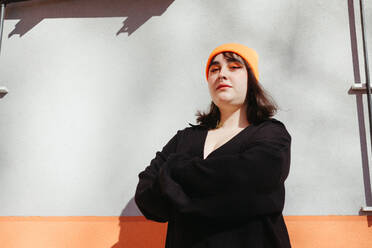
{"left": 0, "top": 0, "right": 369, "bottom": 216}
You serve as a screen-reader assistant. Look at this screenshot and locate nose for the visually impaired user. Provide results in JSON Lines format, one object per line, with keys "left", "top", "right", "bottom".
{"left": 217, "top": 66, "right": 228, "bottom": 81}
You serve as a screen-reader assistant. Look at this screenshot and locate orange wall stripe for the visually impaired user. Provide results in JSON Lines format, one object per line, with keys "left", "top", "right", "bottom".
{"left": 285, "top": 216, "right": 372, "bottom": 248}
{"left": 0, "top": 216, "right": 371, "bottom": 248}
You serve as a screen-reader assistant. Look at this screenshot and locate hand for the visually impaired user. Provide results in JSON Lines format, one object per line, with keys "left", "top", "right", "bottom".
{"left": 157, "top": 154, "right": 192, "bottom": 208}
{"left": 157, "top": 153, "right": 187, "bottom": 195}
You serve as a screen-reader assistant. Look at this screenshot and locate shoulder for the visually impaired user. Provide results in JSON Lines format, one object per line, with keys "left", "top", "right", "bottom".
{"left": 178, "top": 122, "right": 207, "bottom": 134}
{"left": 251, "top": 118, "right": 291, "bottom": 141}
{"left": 171, "top": 122, "right": 206, "bottom": 139}
{"left": 187, "top": 122, "right": 208, "bottom": 130}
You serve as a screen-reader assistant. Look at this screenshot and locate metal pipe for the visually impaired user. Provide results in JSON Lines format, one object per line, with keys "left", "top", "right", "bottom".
{"left": 0, "top": 3, "right": 5, "bottom": 55}
{"left": 359, "top": 0, "right": 372, "bottom": 156}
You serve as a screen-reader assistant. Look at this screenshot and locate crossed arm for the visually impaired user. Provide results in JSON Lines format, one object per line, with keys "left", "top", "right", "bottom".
{"left": 135, "top": 123, "right": 291, "bottom": 223}
{"left": 134, "top": 130, "right": 181, "bottom": 222}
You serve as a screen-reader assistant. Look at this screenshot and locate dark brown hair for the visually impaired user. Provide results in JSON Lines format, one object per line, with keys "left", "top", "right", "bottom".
{"left": 193, "top": 52, "right": 278, "bottom": 129}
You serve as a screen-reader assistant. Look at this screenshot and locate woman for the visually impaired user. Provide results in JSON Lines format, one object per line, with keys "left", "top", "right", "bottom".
{"left": 135, "top": 43, "right": 292, "bottom": 248}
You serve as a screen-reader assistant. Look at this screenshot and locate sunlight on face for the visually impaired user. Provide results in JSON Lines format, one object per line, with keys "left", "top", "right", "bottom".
{"left": 207, "top": 53, "right": 249, "bottom": 109}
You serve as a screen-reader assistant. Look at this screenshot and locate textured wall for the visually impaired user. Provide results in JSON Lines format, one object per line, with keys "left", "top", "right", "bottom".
{"left": 0, "top": 0, "right": 369, "bottom": 216}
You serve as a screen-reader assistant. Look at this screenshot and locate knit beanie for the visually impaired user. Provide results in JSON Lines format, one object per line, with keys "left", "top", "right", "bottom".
{"left": 205, "top": 43, "right": 259, "bottom": 82}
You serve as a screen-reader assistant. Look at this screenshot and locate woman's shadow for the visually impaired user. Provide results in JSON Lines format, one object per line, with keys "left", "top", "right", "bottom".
{"left": 111, "top": 197, "right": 167, "bottom": 248}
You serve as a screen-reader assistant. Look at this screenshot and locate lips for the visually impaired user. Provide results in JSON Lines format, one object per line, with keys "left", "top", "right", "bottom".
{"left": 216, "top": 84, "right": 232, "bottom": 90}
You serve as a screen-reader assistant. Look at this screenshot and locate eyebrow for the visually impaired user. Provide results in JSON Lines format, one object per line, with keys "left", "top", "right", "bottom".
{"left": 209, "top": 61, "right": 220, "bottom": 67}
{"left": 209, "top": 58, "right": 244, "bottom": 67}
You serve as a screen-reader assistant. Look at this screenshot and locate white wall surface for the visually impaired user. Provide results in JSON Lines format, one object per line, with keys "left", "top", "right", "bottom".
{"left": 0, "top": 0, "right": 370, "bottom": 216}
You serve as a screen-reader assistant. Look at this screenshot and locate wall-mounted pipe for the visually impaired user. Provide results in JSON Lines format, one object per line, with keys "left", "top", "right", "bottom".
{"left": 0, "top": 3, "right": 5, "bottom": 55}
{"left": 359, "top": 0, "right": 372, "bottom": 213}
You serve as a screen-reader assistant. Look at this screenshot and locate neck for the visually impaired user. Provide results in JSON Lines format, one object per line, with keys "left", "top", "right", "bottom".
{"left": 217, "top": 104, "right": 249, "bottom": 130}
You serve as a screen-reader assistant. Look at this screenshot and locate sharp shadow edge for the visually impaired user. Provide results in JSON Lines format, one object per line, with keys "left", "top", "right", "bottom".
{"left": 347, "top": 0, "right": 372, "bottom": 208}
{"left": 3, "top": 0, "right": 175, "bottom": 37}
{"left": 110, "top": 197, "right": 164, "bottom": 248}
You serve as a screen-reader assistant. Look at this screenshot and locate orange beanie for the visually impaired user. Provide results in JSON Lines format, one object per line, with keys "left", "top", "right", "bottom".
{"left": 205, "top": 43, "right": 259, "bottom": 82}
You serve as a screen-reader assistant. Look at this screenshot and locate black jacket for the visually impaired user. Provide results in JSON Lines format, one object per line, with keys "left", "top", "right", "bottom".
{"left": 135, "top": 118, "right": 292, "bottom": 248}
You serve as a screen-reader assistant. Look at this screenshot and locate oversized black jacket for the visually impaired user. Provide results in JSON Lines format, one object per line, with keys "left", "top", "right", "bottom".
{"left": 135, "top": 118, "right": 292, "bottom": 248}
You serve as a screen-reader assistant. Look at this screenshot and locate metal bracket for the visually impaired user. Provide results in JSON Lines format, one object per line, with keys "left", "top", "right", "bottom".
{"left": 360, "top": 206, "right": 372, "bottom": 215}
{"left": 361, "top": 206, "right": 372, "bottom": 211}
{"left": 0, "top": 86, "right": 8, "bottom": 98}
{"left": 348, "top": 83, "right": 372, "bottom": 94}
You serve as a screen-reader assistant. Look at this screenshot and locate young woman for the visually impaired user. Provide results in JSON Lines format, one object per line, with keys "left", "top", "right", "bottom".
{"left": 135, "top": 43, "right": 292, "bottom": 248}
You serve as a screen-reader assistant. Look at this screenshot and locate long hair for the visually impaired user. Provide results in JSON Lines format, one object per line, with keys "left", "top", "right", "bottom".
{"left": 194, "top": 52, "right": 278, "bottom": 129}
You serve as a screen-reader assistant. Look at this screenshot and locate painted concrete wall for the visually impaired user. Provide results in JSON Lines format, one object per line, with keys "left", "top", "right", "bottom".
{"left": 0, "top": 0, "right": 369, "bottom": 216}
{"left": 0, "top": 216, "right": 371, "bottom": 248}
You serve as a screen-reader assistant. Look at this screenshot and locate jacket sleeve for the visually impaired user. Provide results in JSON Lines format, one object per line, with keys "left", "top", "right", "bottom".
{"left": 158, "top": 122, "right": 291, "bottom": 222}
{"left": 134, "top": 130, "right": 181, "bottom": 222}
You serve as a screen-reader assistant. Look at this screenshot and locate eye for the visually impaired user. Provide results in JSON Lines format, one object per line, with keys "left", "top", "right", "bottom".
{"left": 230, "top": 66, "right": 242, "bottom": 69}
{"left": 210, "top": 67, "right": 219, "bottom": 73}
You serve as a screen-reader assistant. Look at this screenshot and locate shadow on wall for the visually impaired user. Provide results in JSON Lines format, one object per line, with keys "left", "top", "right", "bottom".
{"left": 121, "top": 197, "right": 142, "bottom": 216}
{"left": 347, "top": 0, "right": 372, "bottom": 208}
{"left": 110, "top": 197, "right": 167, "bottom": 248}
{"left": 4, "top": 0, "right": 175, "bottom": 37}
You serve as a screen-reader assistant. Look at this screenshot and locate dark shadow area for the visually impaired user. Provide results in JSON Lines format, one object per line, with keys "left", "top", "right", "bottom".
{"left": 0, "top": 87, "right": 8, "bottom": 98}
{"left": 347, "top": 0, "right": 372, "bottom": 208}
{"left": 3, "top": 0, "right": 174, "bottom": 37}
{"left": 120, "top": 197, "right": 142, "bottom": 216}
{"left": 110, "top": 197, "right": 167, "bottom": 248}
{"left": 358, "top": 209, "right": 372, "bottom": 226}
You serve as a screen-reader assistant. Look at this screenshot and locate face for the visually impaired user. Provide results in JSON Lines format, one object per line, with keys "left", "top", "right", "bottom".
{"left": 207, "top": 53, "right": 248, "bottom": 109}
